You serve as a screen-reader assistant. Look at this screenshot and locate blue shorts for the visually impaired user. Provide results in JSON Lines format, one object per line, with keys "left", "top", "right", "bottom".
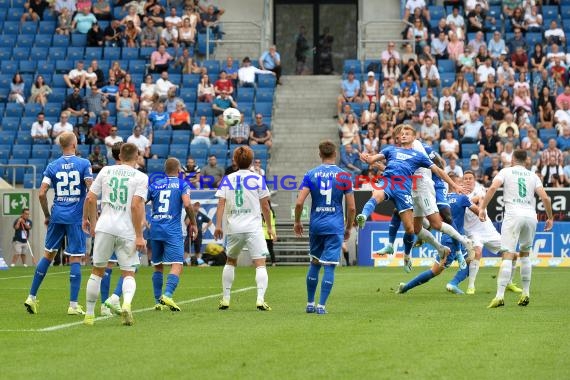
{"left": 435, "top": 238, "right": 466, "bottom": 268}
{"left": 435, "top": 187, "right": 449, "bottom": 207}
{"left": 44, "top": 223, "right": 86, "bottom": 256}
{"left": 151, "top": 239, "right": 184, "bottom": 265}
{"left": 383, "top": 183, "right": 413, "bottom": 213}
{"left": 309, "top": 234, "right": 342, "bottom": 265}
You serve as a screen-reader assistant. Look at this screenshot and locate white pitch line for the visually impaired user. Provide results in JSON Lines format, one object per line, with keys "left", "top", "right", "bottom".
{"left": 38, "top": 286, "right": 256, "bottom": 332}
{"left": 0, "top": 268, "right": 91, "bottom": 281}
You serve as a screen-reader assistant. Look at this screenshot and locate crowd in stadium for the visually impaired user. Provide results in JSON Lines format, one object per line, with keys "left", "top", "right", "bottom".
{"left": 1, "top": 0, "right": 279, "bottom": 187}
{"left": 337, "top": 0, "right": 570, "bottom": 189}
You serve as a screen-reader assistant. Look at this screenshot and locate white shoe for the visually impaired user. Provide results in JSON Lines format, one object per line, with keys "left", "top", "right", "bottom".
{"left": 10, "top": 263, "right": 15, "bottom": 268}
{"left": 23, "top": 264, "right": 28, "bottom": 268}
{"left": 100, "top": 304, "right": 113, "bottom": 317}
{"left": 463, "top": 236, "right": 475, "bottom": 261}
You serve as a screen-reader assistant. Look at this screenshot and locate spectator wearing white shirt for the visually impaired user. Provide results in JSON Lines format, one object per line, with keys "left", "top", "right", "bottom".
{"left": 445, "top": 6, "right": 464, "bottom": 29}
{"left": 191, "top": 116, "right": 212, "bottom": 146}
{"left": 164, "top": 7, "right": 182, "bottom": 27}
{"left": 487, "top": 31, "right": 506, "bottom": 60}
{"left": 554, "top": 100, "right": 570, "bottom": 129}
{"left": 127, "top": 126, "right": 150, "bottom": 169}
{"left": 104, "top": 127, "right": 123, "bottom": 160}
{"left": 155, "top": 71, "right": 177, "bottom": 99}
{"left": 445, "top": 157, "right": 463, "bottom": 178}
{"left": 404, "top": 0, "right": 428, "bottom": 21}
{"left": 476, "top": 57, "right": 496, "bottom": 86}
{"left": 438, "top": 87, "right": 456, "bottom": 113}
{"left": 420, "top": 115, "right": 440, "bottom": 141}
{"left": 30, "top": 112, "right": 53, "bottom": 144}
{"left": 63, "top": 61, "right": 87, "bottom": 89}
{"left": 160, "top": 22, "right": 179, "bottom": 48}
{"left": 546, "top": 43, "right": 565, "bottom": 65}
{"left": 52, "top": 112, "right": 74, "bottom": 145}
{"left": 545, "top": 20, "right": 565, "bottom": 46}
{"left": 420, "top": 59, "right": 440, "bottom": 88}
{"left": 237, "top": 56, "right": 274, "bottom": 87}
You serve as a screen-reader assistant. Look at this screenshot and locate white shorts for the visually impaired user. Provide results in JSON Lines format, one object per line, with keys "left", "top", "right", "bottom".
{"left": 466, "top": 223, "right": 502, "bottom": 254}
{"left": 12, "top": 241, "right": 29, "bottom": 255}
{"left": 412, "top": 185, "right": 438, "bottom": 217}
{"left": 92, "top": 232, "right": 140, "bottom": 271}
{"left": 500, "top": 215, "right": 537, "bottom": 253}
{"left": 226, "top": 231, "right": 269, "bottom": 260}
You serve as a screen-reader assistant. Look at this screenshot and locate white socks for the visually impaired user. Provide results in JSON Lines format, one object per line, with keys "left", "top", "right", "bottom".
{"left": 417, "top": 227, "right": 444, "bottom": 252}
{"left": 520, "top": 256, "right": 531, "bottom": 296}
{"left": 510, "top": 259, "right": 517, "bottom": 284}
{"left": 255, "top": 266, "right": 268, "bottom": 304}
{"left": 222, "top": 264, "right": 235, "bottom": 301}
{"left": 122, "top": 276, "right": 136, "bottom": 305}
{"left": 440, "top": 223, "right": 467, "bottom": 245}
{"left": 468, "top": 259, "right": 480, "bottom": 289}
{"left": 496, "top": 259, "right": 512, "bottom": 299}
{"left": 86, "top": 274, "right": 102, "bottom": 316}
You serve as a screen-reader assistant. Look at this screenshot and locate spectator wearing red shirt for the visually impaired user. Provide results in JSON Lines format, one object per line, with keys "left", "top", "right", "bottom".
{"left": 510, "top": 46, "right": 528, "bottom": 73}
{"left": 214, "top": 70, "right": 234, "bottom": 96}
{"left": 550, "top": 57, "right": 567, "bottom": 87}
{"left": 89, "top": 111, "right": 113, "bottom": 144}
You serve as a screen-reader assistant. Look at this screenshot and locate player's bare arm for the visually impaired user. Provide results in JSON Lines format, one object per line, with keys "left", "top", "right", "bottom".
{"left": 131, "top": 195, "right": 146, "bottom": 251}
{"left": 38, "top": 182, "right": 51, "bottom": 225}
{"left": 294, "top": 187, "right": 310, "bottom": 237}
{"left": 359, "top": 152, "right": 385, "bottom": 165}
{"left": 84, "top": 177, "right": 93, "bottom": 190}
{"left": 261, "top": 196, "right": 275, "bottom": 240}
{"left": 82, "top": 191, "right": 98, "bottom": 237}
{"left": 214, "top": 197, "right": 225, "bottom": 240}
{"left": 468, "top": 204, "right": 481, "bottom": 217}
{"left": 344, "top": 193, "right": 356, "bottom": 241}
{"left": 182, "top": 194, "right": 198, "bottom": 239}
{"left": 478, "top": 178, "right": 502, "bottom": 221}
{"left": 535, "top": 187, "right": 554, "bottom": 231}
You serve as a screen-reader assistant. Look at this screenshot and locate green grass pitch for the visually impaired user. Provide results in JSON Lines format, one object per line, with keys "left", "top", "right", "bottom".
{"left": 0, "top": 266, "right": 568, "bottom": 379}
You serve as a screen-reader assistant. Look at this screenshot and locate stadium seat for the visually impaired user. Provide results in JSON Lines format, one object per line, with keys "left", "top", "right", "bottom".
{"left": 12, "top": 47, "right": 30, "bottom": 60}
{"left": 183, "top": 74, "right": 201, "bottom": 89}
{"left": 539, "top": 129, "right": 558, "bottom": 143}
{"left": 1, "top": 117, "right": 19, "bottom": 131}
{"left": 151, "top": 144, "right": 169, "bottom": 158}
{"left": 48, "top": 47, "right": 67, "bottom": 61}
{"left": 5, "top": 158, "right": 27, "bottom": 184}
{"left": 55, "top": 60, "right": 73, "bottom": 74}
{"left": 208, "top": 144, "right": 226, "bottom": 156}
{"left": 255, "top": 87, "right": 274, "bottom": 103}
{"left": 189, "top": 147, "right": 208, "bottom": 160}
{"left": 24, "top": 103, "right": 42, "bottom": 115}
{"left": 12, "top": 146, "right": 31, "bottom": 159}
{"left": 153, "top": 131, "right": 171, "bottom": 145}
{"left": 202, "top": 60, "right": 220, "bottom": 74}
{"left": 30, "top": 46, "right": 49, "bottom": 61}
{"left": 526, "top": 33, "right": 542, "bottom": 47}
{"left": 438, "top": 59, "right": 455, "bottom": 73}
{"left": 461, "top": 143, "right": 479, "bottom": 158}
{"left": 5, "top": 103, "right": 23, "bottom": 117}
{"left": 33, "top": 145, "right": 51, "bottom": 159}
{"left": 67, "top": 47, "right": 84, "bottom": 60}
{"left": 23, "top": 173, "right": 42, "bottom": 189}
{"left": 128, "top": 60, "right": 146, "bottom": 72}
{"left": 18, "top": 61, "right": 36, "bottom": 75}
{"left": 251, "top": 144, "right": 268, "bottom": 159}
{"left": 343, "top": 59, "right": 361, "bottom": 74}
{"left": 122, "top": 47, "right": 139, "bottom": 60}
{"left": 169, "top": 144, "right": 189, "bottom": 158}
{"left": 257, "top": 74, "right": 276, "bottom": 88}
{"left": 76, "top": 145, "right": 90, "bottom": 158}
{"left": 1, "top": 61, "right": 17, "bottom": 75}
{"left": 52, "top": 34, "right": 69, "bottom": 47}
{"left": 195, "top": 102, "right": 213, "bottom": 118}
{"left": 16, "top": 34, "right": 34, "bottom": 46}
{"left": 6, "top": 8, "right": 23, "bottom": 21}
{"left": 363, "top": 59, "right": 381, "bottom": 74}
{"left": 238, "top": 104, "right": 253, "bottom": 120}
{"left": 180, "top": 87, "right": 198, "bottom": 103}
{"left": 0, "top": 145, "right": 11, "bottom": 160}
{"left": 84, "top": 47, "right": 103, "bottom": 61}
{"left": 255, "top": 102, "right": 273, "bottom": 118}
{"left": 0, "top": 35, "right": 17, "bottom": 48}
{"left": 104, "top": 47, "right": 121, "bottom": 60}
{"left": 236, "top": 87, "right": 255, "bottom": 103}
{"left": 44, "top": 103, "right": 61, "bottom": 117}
{"left": 171, "top": 131, "right": 192, "bottom": 145}
{"left": 0, "top": 132, "right": 16, "bottom": 145}
{"left": 542, "top": 6, "right": 559, "bottom": 20}
{"left": 147, "top": 159, "right": 166, "bottom": 174}
{"left": 38, "top": 21, "right": 56, "bottom": 34}
{"left": 139, "top": 47, "right": 154, "bottom": 59}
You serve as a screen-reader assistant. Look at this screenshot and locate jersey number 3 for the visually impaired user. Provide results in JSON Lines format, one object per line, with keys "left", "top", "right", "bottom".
{"left": 56, "top": 171, "right": 80, "bottom": 196}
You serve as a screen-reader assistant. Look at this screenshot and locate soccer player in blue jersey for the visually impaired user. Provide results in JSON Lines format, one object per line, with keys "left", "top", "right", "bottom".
{"left": 148, "top": 158, "right": 198, "bottom": 311}
{"left": 356, "top": 125, "right": 461, "bottom": 261}
{"left": 294, "top": 140, "right": 356, "bottom": 315}
{"left": 24, "top": 132, "right": 93, "bottom": 315}
{"left": 396, "top": 189, "right": 480, "bottom": 294}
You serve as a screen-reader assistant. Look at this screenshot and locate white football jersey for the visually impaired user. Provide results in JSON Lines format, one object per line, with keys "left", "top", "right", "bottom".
{"left": 494, "top": 165, "right": 542, "bottom": 218}
{"left": 464, "top": 182, "right": 487, "bottom": 231}
{"left": 91, "top": 165, "right": 149, "bottom": 240}
{"left": 215, "top": 170, "right": 270, "bottom": 234}
{"left": 411, "top": 139, "right": 434, "bottom": 191}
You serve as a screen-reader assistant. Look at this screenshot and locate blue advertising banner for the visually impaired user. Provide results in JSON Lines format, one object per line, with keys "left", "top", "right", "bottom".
{"left": 357, "top": 222, "right": 570, "bottom": 267}
{"left": 189, "top": 191, "right": 219, "bottom": 249}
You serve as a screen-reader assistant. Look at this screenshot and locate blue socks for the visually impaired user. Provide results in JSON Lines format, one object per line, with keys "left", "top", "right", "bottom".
{"left": 403, "top": 233, "right": 414, "bottom": 255}
{"left": 306, "top": 262, "right": 321, "bottom": 303}
{"left": 361, "top": 198, "right": 378, "bottom": 219}
{"left": 388, "top": 213, "right": 401, "bottom": 244}
{"left": 402, "top": 269, "right": 435, "bottom": 293}
{"left": 164, "top": 274, "right": 179, "bottom": 298}
{"left": 449, "top": 266, "right": 469, "bottom": 286}
{"left": 100, "top": 268, "right": 112, "bottom": 302}
{"left": 29, "top": 257, "right": 51, "bottom": 296}
{"left": 113, "top": 275, "right": 124, "bottom": 297}
{"left": 69, "top": 262, "right": 81, "bottom": 302}
{"left": 152, "top": 271, "right": 163, "bottom": 303}
{"left": 319, "top": 265, "right": 335, "bottom": 306}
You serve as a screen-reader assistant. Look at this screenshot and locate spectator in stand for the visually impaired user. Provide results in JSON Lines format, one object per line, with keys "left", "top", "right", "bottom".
{"left": 145, "top": 0, "right": 166, "bottom": 28}
{"left": 340, "top": 113, "right": 361, "bottom": 148}
{"left": 88, "top": 145, "right": 107, "bottom": 173}
{"left": 509, "top": 6, "right": 527, "bottom": 34}
{"left": 22, "top": 0, "right": 49, "bottom": 22}
{"left": 72, "top": 8, "right": 98, "bottom": 34}
{"left": 476, "top": 57, "right": 495, "bottom": 87}
{"left": 555, "top": 86, "right": 570, "bottom": 109}
{"left": 28, "top": 75, "right": 51, "bottom": 107}
{"left": 545, "top": 20, "right": 565, "bottom": 46}
{"left": 483, "top": 155, "right": 501, "bottom": 186}
{"left": 460, "top": 86, "right": 481, "bottom": 113}
{"left": 160, "top": 22, "right": 179, "bottom": 48}
{"left": 92, "top": 0, "right": 111, "bottom": 20}
{"left": 445, "top": 6, "right": 464, "bottom": 30}
{"left": 446, "top": 31, "right": 464, "bottom": 62}
{"left": 229, "top": 114, "right": 250, "bottom": 144}
{"left": 439, "top": 100, "right": 456, "bottom": 129}
{"left": 30, "top": 112, "right": 52, "bottom": 144}
{"left": 524, "top": 5, "right": 542, "bottom": 33}
{"left": 455, "top": 100, "right": 471, "bottom": 126}
{"left": 202, "top": 155, "right": 224, "bottom": 188}
{"left": 170, "top": 101, "right": 191, "bottom": 130}
{"left": 149, "top": 102, "right": 171, "bottom": 130}
{"left": 123, "top": 20, "right": 141, "bottom": 47}
{"left": 183, "top": 157, "right": 201, "bottom": 188}
{"left": 513, "top": 88, "right": 532, "bottom": 114}
{"left": 155, "top": 70, "right": 177, "bottom": 99}
{"left": 211, "top": 114, "right": 229, "bottom": 145}
{"left": 84, "top": 85, "right": 108, "bottom": 118}
{"left": 249, "top": 114, "right": 272, "bottom": 148}
{"left": 408, "top": 18, "right": 429, "bottom": 54}
{"left": 212, "top": 91, "right": 237, "bottom": 117}
{"left": 88, "top": 60, "right": 105, "bottom": 88}
{"left": 175, "top": 49, "right": 205, "bottom": 74}
{"left": 237, "top": 56, "right": 274, "bottom": 87}
{"left": 431, "top": 31, "right": 448, "bottom": 61}
{"left": 546, "top": 43, "right": 565, "bottom": 65}
{"left": 420, "top": 115, "right": 440, "bottom": 141}
{"left": 360, "top": 102, "right": 378, "bottom": 128}
{"left": 52, "top": 112, "right": 74, "bottom": 145}
{"left": 116, "top": 89, "right": 136, "bottom": 118}
{"left": 541, "top": 138, "right": 564, "bottom": 166}
{"left": 530, "top": 43, "right": 546, "bottom": 73}
{"left": 541, "top": 155, "right": 565, "bottom": 187}
{"left": 141, "top": 18, "right": 159, "bottom": 47}
{"left": 191, "top": 115, "right": 211, "bottom": 146}
{"left": 121, "top": 5, "right": 142, "bottom": 31}
{"left": 501, "top": 126, "right": 520, "bottom": 149}
{"left": 550, "top": 57, "right": 567, "bottom": 89}
{"left": 521, "top": 128, "right": 544, "bottom": 150}
{"left": 403, "top": 0, "right": 429, "bottom": 25}
{"left": 487, "top": 31, "right": 506, "bottom": 61}
{"left": 182, "top": 4, "right": 201, "bottom": 29}
{"left": 100, "top": 76, "right": 120, "bottom": 102}
{"left": 497, "top": 113, "right": 519, "bottom": 138}
{"left": 87, "top": 22, "right": 105, "bottom": 47}
{"left": 460, "top": 111, "right": 483, "bottom": 143}
{"left": 136, "top": 109, "right": 153, "bottom": 143}
{"left": 467, "top": 4, "right": 485, "bottom": 33}
{"left": 140, "top": 74, "right": 157, "bottom": 111}
{"left": 419, "top": 100, "right": 438, "bottom": 122}
{"left": 55, "top": 0, "right": 76, "bottom": 15}
{"left": 511, "top": 46, "right": 528, "bottom": 73}
{"left": 467, "top": 155, "right": 485, "bottom": 183}
{"left": 259, "top": 45, "right": 283, "bottom": 85}
{"left": 150, "top": 45, "right": 174, "bottom": 74}
{"left": 75, "top": 112, "right": 93, "bottom": 144}
{"left": 419, "top": 59, "right": 440, "bottom": 88}
{"left": 444, "top": 157, "right": 463, "bottom": 178}
{"left": 64, "top": 61, "right": 87, "bottom": 89}
{"left": 250, "top": 158, "right": 265, "bottom": 176}
{"left": 127, "top": 126, "right": 151, "bottom": 161}
{"left": 164, "top": 87, "right": 183, "bottom": 113}
{"left": 339, "top": 144, "right": 362, "bottom": 175}
{"left": 440, "top": 130, "right": 459, "bottom": 160}
{"left": 214, "top": 70, "right": 234, "bottom": 96}
{"left": 165, "top": 6, "right": 183, "bottom": 27}
{"left": 557, "top": 126, "right": 570, "bottom": 151}
{"left": 105, "top": 20, "right": 123, "bottom": 47}
{"left": 63, "top": 87, "right": 86, "bottom": 117}
{"left": 431, "top": 18, "right": 449, "bottom": 41}
{"left": 479, "top": 126, "right": 502, "bottom": 158}
{"left": 200, "top": 5, "right": 221, "bottom": 38}
{"left": 90, "top": 111, "right": 112, "bottom": 144}
{"left": 381, "top": 41, "right": 401, "bottom": 65}
{"left": 361, "top": 72, "right": 379, "bottom": 103}
{"left": 438, "top": 88, "right": 456, "bottom": 115}
{"left": 55, "top": 7, "right": 73, "bottom": 35}
{"left": 178, "top": 17, "right": 197, "bottom": 47}
{"left": 508, "top": 28, "right": 528, "bottom": 54}
{"left": 198, "top": 74, "right": 216, "bottom": 102}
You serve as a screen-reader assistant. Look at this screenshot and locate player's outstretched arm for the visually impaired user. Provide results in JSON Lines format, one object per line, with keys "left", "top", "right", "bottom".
{"left": 359, "top": 152, "right": 385, "bottom": 165}
{"left": 38, "top": 182, "right": 51, "bottom": 226}
{"left": 294, "top": 188, "right": 310, "bottom": 237}
{"left": 344, "top": 193, "right": 356, "bottom": 241}
{"left": 430, "top": 164, "right": 461, "bottom": 193}
{"left": 535, "top": 187, "right": 554, "bottom": 231}
{"left": 468, "top": 203, "right": 481, "bottom": 217}
{"left": 479, "top": 178, "right": 502, "bottom": 222}
{"left": 214, "top": 198, "right": 225, "bottom": 240}
{"left": 131, "top": 195, "right": 146, "bottom": 251}
{"left": 261, "top": 196, "right": 275, "bottom": 240}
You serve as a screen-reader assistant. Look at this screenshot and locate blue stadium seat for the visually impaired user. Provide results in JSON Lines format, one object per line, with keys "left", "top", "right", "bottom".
{"left": 128, "top": 59, "right": 146, "bottom": 72}
{"left": 23, "top": 173, "right": 42, "bottom": 189}
{"left": 147, "top": 159, "right": 166, "bottom": 174}
{"left": 16, "top": 34, "right": 34, "bottom": 47}
{"left": 12, "top": 146, "right": 31, "bottom": 159}
{"left": 52, "top": 34, "right": 69, "bottom": 47}
{"left": 1, "top": 61, "right": 17, "bottom": 75}
{"left": 195, "top": 102, "right": 213, "bottom": 118}
{"left": 343, "top": 59, "right": 361, "bottom": 74}
{"left": 183, "top": 74, "right": 201, "bottom": 89}
{"left": 51, "top": 75, "right": 67, "bottom": 89}
{"left": 202, "top": 60, "right": 220, "bottom": 74}
{"left": 539, "top": 129, "right": 558, "bottom": 143}
{"left": 208, "top": 144, "right": 226, "bottom": 156}
{"left": 30, "top": 46, "right": 49, "bottom": 61}
{"left": 257, "top": 74, "right": 276, "bottom": 88}
{"left": 526, "top": 33, "right": 542, "bottom": 47}
{"left": 24, "top": 103, "right": 42, "bottom": 115}
{"left": 0, "top": 132, "right": 15, "bottom": 145}
{"left": 1, "top": 117, "right": 19, "bottom": 131}
{"left": 438, "top": 59, "right": 455, "bottom": 73}
{"left": 122, "top": 47, "right": 139, "bottom": 60}
{"left": 171, "top": 131, "right": 192, "bottom": 145}
{"left": 151, "top": 144, "right": 169, "bottom": 158}
{"left": 32, "top": 144, "right": 51, "bottom": 159}
{"left": 255, "top": 102, "right": 273, "bottom": 118}
{"left": 189, "top": 146, "right": 208, "bottom": 160}
{"left": 169, "top": 144, "right": 189, "bottom": 158}
{"left": 440, "top": 73, "right": 455, "bottom": 88}
{"left": 18, "top": 60, "right": 37, "bottom": 74}
{"left": 104, "top": 47, "right": 121, "bottom": 60}
{"left": 363, "top": 59, "right": 381, "bottom": 74}
{"left": 180, "top": 87, "right": 198, "bottom": 103}
{"left": 153, "top": 131, "right": 171, "bottom": 145}
{"left": 6, "top": 8, "right": 23, "bottom": 21}
{"left": 542, "top": 6, "right": 559, "bottom": 20}
{"left": 48, "top": 47, "right": 67, "bottom": 61}
{"left": 238, "top": 104, "right": 253, "bottom": 120}
{"left": 44, "top": 103, "right": 62, "bottom": 117}
{"left": 139, "top": 47, "right": 154, "bottom": 59}
{"left": 55, "top": 59, "right": 74, "bottom": 74}
{"left": 16, "top": 131, "right": 33, "bottom": 144}
{"left": 21, "top": 21, "right": 38, "bottom": 34}
{"left": 5, "top": 158, "right": 27, "bottom": 184}
{"left": 38, "top": 21, "right": 56, "bottom": 34}
{"left": 428, "top": 5, "right": 445, "bottom": 20}
{"left": 5, "top": 103, "right": 23, "bottom": 117}
{"left": 461, "top": 143, "right": 479, "bottom": 158}
{"left": 251, "top": 144, "right": 268, "bottom": 159}
{"left": 255, "top": 87, "right": 274, "bottom": 103}
{"left": 197, "top": 33, "right": 215, "bottom": 56}
{"left": 236, "top": 87, "right": 254, "bottom": 103}
{"left": 67, "top": 47, "right": 84, "bottom": 60}
{"left": 0, "top": 145, "right": 11, "bottom": 159}
{"left": 12, "top": 47, "right": 30, "bottom": 60}
{"left": 84, "top": 47, "right": 102, "bottom": 61}
{"left": 71, "top": 33, "right": 87, "bottom": 47}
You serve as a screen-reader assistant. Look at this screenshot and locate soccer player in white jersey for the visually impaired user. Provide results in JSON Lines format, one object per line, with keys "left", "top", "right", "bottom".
{"left": 479, "top": 150, "right": 553, "bottom": 308}
{"left": 82, "top": 143, "right": 149, "bottom": 325}
{"left": 460, "top": 170, "right": 522, "bottom": 295}
{"left": 214, "top": 146, "right": 275, "bottom": 311}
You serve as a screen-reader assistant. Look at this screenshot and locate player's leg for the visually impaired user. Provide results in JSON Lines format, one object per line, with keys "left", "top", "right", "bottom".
{"left": 25, "top": 223, "right": 64, "bottom": 314}
{"left": 488, "top": 217, "right": 520, "bottom": 308}
{"left": 248, "top": 232, "right": 271, "bottom": 310}
{"left": 66, "top": 224, "right": 87, "bottom": 315}
{"left": 376, "top": 209, "right": 400, "bottom": 255}
{"left": 84, "top": 232, "right": 115, "bottom": 324}
{"left": 306, "top": 234, "right": 323, "bottom": 313}
{"left": 412, "top": 214, "right": 449, "bottom": 260}
{"left": 150, "top": 240, "right": 165, "bottom": 308}
{"left": 100, "top": 259, "right": 115, "bottom": 314}
{"left": 116, "top": 237, "right": 140, "bottom": 326}
{"left": 506, "top": 253, "right": 523, "bottom": 293}
{"left": 219, "top": 234, "right": 246, "bottom": 309}
{"left": 195, "top": 237, "right": 205, "bottom": 265}
{"left": 341, "top": 241, "right": 350, "bottom": 266}
{"left": 159, "top": 239, "right": 185, "bottom": 311}
{"left": 516, "top": 218, "right": 537, "bottom": 306}
{"left": 315, "top": 235, "right": 342, "bottom": 314}
{"left": 397, "top": 257, "right": 448, "bottom": 294}
{"left": 467, "top": 245, "right": 483, "bottom": 294}
{"left": 10, "top": 242, "right": 20, "bottom": 267}
{"left": 356, "top": 189, "right": 386, "bottom": 228}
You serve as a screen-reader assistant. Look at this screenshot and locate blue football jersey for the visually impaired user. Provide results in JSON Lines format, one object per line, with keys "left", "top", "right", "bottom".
{"left": 381, "top": 145, "right": 434, "bottom": 178}
{"left": 422, "top": 143, "right": 446, "bottom": 190}
{"left": 447, "top": 193, "right": 472, "bottom": 234}
{"left": 148, "top": 176, "right": 190, "bottom": 241}
{"left": 301, "top": 164, "right": 353, "bottom": 235}
{"left": 43, "top": 154, "right": 92, "bottom": 224}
